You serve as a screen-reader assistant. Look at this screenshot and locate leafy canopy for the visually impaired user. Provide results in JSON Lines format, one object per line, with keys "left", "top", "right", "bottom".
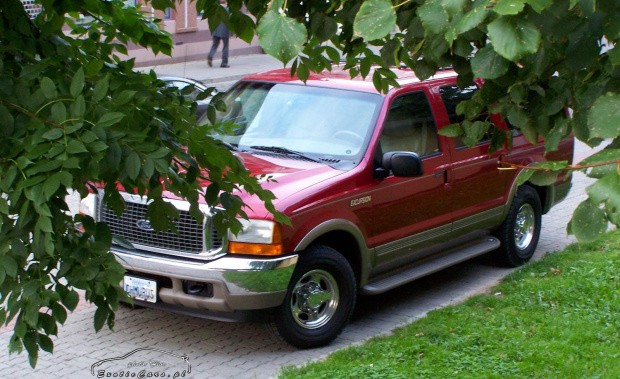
{"left": 1, "top": 0, "right": 620, "bottom": 368}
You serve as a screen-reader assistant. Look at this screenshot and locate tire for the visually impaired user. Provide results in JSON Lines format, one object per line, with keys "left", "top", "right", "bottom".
{"left": 492, "top": 185, "right": 542, "bottom": 267}
{"left": 271, "top": 245, "right": 357, "bottom": 349}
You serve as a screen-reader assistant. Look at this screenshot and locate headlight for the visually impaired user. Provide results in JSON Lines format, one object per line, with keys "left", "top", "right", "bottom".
{"left": 227, "top": 219, "right": 283, "bottom": 256}
{"left": 78, "top": 193, "right": 98, "bottom": 218}
{"left": 75, "top": 193, "right": 98, "bottom": 233}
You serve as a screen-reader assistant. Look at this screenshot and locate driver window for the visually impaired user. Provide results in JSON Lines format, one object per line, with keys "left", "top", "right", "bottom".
{"left": 380, "top": 92, "right": 439, "bottom": 157}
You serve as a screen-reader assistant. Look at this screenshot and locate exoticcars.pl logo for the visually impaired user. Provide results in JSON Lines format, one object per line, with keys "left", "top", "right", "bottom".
{"left": 91, "top": 348, "right": 191, "bottom": 378}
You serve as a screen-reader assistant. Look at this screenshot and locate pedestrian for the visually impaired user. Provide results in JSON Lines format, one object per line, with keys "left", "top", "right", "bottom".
{"left": 207, "top": 0, "right": 232, "bottom": 68}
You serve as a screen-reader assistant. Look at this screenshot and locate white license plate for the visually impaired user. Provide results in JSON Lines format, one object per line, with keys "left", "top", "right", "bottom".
{"left": 123, "top": 275, "right": 157, "bottom": 303}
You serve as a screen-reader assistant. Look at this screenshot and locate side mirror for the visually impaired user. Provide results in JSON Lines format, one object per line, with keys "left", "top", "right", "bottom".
{"left": 379, "top": 151, "right": 424, "bottom": 178}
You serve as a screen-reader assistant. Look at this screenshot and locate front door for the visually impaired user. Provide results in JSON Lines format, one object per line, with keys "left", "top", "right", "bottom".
{"left": 368, "top": 90, "right": 453, "bottom": 271}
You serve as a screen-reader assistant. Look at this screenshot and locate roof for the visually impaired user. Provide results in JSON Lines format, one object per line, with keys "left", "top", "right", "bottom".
{"left": 240, "top": 65, "right": 458, "bottom": 94}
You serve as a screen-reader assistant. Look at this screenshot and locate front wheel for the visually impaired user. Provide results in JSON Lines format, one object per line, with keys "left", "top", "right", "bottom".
{"left": 492, "top": 186, "right": 542, "bottom": 267}
{"left": 272, "top": 245, "right": 356, "bottom": 349}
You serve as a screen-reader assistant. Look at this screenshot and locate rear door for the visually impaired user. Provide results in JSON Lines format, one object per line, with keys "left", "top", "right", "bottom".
{"left": 431, "top": 79, "right": 512, "bottom": 238}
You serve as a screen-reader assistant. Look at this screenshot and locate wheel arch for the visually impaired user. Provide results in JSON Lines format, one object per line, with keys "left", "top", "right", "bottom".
{"left": 505, "top": 168, "right": 555, "bottom": 218}
{"left": 294, "top": 219, "right": 372, "bottom": 288}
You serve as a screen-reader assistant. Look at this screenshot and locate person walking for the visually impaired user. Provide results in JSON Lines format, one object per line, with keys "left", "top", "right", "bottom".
{"left": 207, "top": 0, "right": 232, "bottom": 68}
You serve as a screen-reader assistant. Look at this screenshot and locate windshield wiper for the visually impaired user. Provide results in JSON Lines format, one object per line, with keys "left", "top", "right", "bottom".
{"left": 249, "top": 146, "right": 322, "bottom": 163}
{"left": 217, "top": 140, "right": 240, "bottom": 152}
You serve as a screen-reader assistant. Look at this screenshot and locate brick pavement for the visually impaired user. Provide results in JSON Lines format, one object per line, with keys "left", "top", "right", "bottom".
{"left": 0, "top": 55, "right": 607, "bottom": 378}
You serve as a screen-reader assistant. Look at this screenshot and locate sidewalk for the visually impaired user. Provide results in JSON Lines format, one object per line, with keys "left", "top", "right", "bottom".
{"left": 141, "top": 53, "right": 285, "bottom": 90}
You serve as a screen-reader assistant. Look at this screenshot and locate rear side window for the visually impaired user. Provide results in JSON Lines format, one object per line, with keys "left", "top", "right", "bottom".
{"left": 439, "top": 85, "right": 488, "bottom": 148}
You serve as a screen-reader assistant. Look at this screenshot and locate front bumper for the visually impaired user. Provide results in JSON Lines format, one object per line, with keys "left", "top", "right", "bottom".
{"left": 112, "top": 246, "right": 298, "bottom": 316}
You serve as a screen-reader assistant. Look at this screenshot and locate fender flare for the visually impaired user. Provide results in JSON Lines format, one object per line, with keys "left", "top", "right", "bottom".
{"left": 294, "top": 219, "right": 373, "bottom": 287}
{"left": 503, "top": 166, "right": 555, "bottom": 221}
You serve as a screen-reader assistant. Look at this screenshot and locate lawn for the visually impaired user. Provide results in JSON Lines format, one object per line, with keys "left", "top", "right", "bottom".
{"left": 278, "top": 230, "right": 620, "bottom": 378}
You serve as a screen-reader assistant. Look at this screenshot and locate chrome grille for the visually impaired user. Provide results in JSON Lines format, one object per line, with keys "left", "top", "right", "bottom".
{"left": 100, "top": 201, "right": 220, "bottom": 254}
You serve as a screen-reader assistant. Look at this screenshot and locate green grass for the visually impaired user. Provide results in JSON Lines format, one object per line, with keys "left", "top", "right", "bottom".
{"left": 278, "top": 230, "right": 620, "bottom": 378}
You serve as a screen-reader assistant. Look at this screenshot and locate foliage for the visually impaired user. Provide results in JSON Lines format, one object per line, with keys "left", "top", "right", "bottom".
{"left": 278, "top": 229, "right": 620, "bottom": 378}
{"left": 0, "top": 0, "right": 284, "bottom": 367}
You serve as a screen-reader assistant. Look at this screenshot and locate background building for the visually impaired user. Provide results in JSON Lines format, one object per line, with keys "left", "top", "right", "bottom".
{"left": 20, "top": 0, "right": 263, "bottom": 67}
{"left": 125, "top": 0, "right": 263, "bottom": 67}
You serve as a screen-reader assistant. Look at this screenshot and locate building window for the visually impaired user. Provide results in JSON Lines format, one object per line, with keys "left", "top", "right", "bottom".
{"left": 21, "top": 0, "right": 43, "bottom": 19}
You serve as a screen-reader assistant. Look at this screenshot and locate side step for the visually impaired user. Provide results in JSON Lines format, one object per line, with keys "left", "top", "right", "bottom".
{"left": 361, "top": 236, "right": 500, "bottom": 295}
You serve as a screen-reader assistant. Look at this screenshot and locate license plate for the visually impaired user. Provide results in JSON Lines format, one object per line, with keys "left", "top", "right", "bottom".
{"left": 123, "top": 275, "right": 157, "bottom": 303}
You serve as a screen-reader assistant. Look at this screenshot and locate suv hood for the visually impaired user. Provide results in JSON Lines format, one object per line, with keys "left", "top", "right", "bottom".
{"left": 161, "top": 152, "right": 347, "bottom": 216}
{"left": 236, "top": 151, "right": 345, "bottom": 201}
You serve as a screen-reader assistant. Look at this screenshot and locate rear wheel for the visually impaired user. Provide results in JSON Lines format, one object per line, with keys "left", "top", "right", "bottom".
{"left": 493, "top": 185, "right": 542, "bottom": 267}
{"left": 272, "top": 245, "right": 356, "bottom": 349}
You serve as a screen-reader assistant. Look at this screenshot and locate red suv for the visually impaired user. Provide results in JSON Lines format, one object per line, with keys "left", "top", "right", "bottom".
{"left": 90, "top": 66, "right": 573, "bottom": 348}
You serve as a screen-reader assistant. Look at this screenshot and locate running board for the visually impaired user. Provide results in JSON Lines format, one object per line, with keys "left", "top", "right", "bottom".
{"left": 361, "top": 236, "right": 500, "bottom": 295}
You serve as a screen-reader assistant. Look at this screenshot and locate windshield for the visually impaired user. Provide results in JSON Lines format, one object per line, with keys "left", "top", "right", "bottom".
{"left": 204, "top": 82, "right": 382, "bottom": 163}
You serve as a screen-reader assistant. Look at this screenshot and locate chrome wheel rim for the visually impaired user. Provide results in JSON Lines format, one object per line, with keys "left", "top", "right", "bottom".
{"left": 514, "top": 203, "right": 535, "bottom": 250}
{"left": 290, "top": 269, "right": 339, "bottom": 329}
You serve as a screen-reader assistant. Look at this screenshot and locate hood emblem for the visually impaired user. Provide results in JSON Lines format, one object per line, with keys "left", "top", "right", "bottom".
{"left": 136, "top": 220, "right": 155, "bottom": 232}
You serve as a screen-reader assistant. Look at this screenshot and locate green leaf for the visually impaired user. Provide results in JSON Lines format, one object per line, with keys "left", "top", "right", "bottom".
{"left": 588, "top": 93, "right": 620, "bottom": 139}
{"left": 69, "top": 95, "right": 86, "bottom": 118}
{"left": 258, "top": 11, "right": 307, "bottom": 65}
{"left": 94, "top": 305, "right": 110, "bottom": 332}
{"left": 62, "top": 290, "right": 79, "bottom": 312}
{"left": 66, "top": 139, "right": 89, "bottom": 154}
{"left": 1, "top": 256, "right": 18, "bottom": 278}
{"left": 24, "top": 332, "right": 39, "bottom": 368}
{"left": 528, "top": 169, "right": 558, "bottom": 186}
{"left": 0, "top": 104, "right": 15, "bottom": 134}
{"left": 43, "top": 176, "right": 61, "bottom": 200}
{"left": 506, "top": 104, "right": 527, "bottom": 126}
{"left": 487, "top": 15, "right": 540, "bottom": 61}
{"left": 50, "top": 102, "right": 67, "bottom": 124}
{"left": 587, "top": 172, "right": 620, "bottom": 225}
{"left": 39, "top": 313, "right": 58, "bottom": 336}
{"left": 525, "top": 0, "right": 553, "bottom": 12}
{"left": 570, "top": 199, "right": 608, "bottom": 242}
{"left": 93, "top": 74, "right": 110, "bottom": 102}
{"left": 324, "top": 46, "right": 341, "bottom": 64}
{"left": 42, "top": 128, "right": 64, "bottom": 140}
{"left": 50, "top": 303, "right": 67, "bottom": 324}
{"left": 418, "top": 0, "right": 450, "bottom": 34}
{"left": 97, "top": 112, "right": 126, "bottom": 128}
{"left": 70, "top": 67, "right": 85, "bottom": 98}
{"left": 544, "top": 118, "right": 570, "bottom": 152}
{"left": 115, "top": 90, "right": 137, "bottom": 105}
{"left": 36, "top": 216, "right": 53, "bottom": 233}
{"left": 442, "top": 0, "right": 468, "bottom": 18}
{"left": 40, "top": 77, "right": 57, "bottom": 99}
{"left": 354, "top": 0, "right": 397, "bottom": 41}
{"left": 578, "top": 148, "right": 620, "bottom": 167}
{"left": 471, "top": 45, "right": 510, "bottom": 79}
{"left": 609, "top": 46, "right": 620, "bottom": 66}
{"left": 438, "top": 123, "right": 463, "bottom": 137}
{"left": 450, "top": 5, "right": 489, "bottom": 40}
{"left": 38, "top": 334, "right": 54, "bottom": 354}
{"left": 461, "top": 121, "right": 488, "bottom": 147}
{"left": 493, "top": 0, "right": 525, "bottom": 15}
{"left": 311, "top": 14, "right": 338, "bottom": 43}
{"left": 125, "top": 151, "right": 141, "bottom": 180}
{"left": 489, "top": 127, "right": 506, "bottom": 154}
